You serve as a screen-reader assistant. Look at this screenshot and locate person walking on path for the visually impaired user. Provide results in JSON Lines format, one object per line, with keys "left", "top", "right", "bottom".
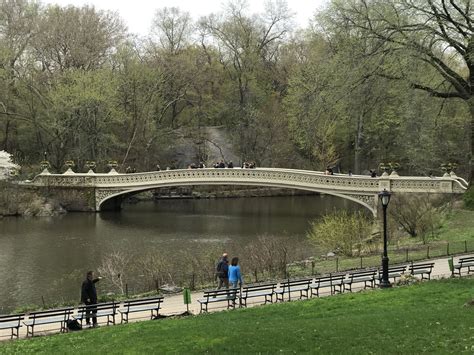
{"left": 216, "top": 253, "right": 229, "bottom": 289}
{"left": 228, "top": 257, "right": 243, "bottom": 289}
{"left": 81, "top": 271, "right": 102, "bottom": 327}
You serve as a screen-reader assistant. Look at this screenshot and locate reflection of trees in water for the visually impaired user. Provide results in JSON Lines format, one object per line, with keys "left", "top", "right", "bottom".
{"left": 98, "top": 235, "right": 314, "bottom": 295}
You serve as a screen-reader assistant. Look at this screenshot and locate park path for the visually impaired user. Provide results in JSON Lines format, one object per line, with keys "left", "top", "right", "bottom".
{"left": 1, "top": 253, "right": 471, "bottom": 341}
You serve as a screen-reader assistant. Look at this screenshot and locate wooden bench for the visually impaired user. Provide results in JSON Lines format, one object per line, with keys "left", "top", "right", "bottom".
{"left": 23, "top": 307, "right": 73, "bottom": 337}
{"left": 311, "top": 275, "right": 345, "bottom": 297}
{"left": 240, "top": 282, "right": 277, "bottom": 307}
{"left": 119, "top": 296, "right": 164, "bottom": 323}
{"left": 378, "top": 265, "right": 407, "bottom": 283}
{"left": 275, "top": 278, "right": 312, "bottom": 302}
{"left": 343, "top": 269, "right": 377, "bottom": 292}
{"left": 453, "top": 256, "right": 474, "bottom": 276}
{"left": 409, "top": 262, "right": 435, "bottom": 280}
{"left": 197, "top": 288, "right": 239, "bottom": 313}
{"left": 0, "top": 313, "right": 24, "bottom": 339}
{"left": 75, "top": 302, "right": 119, "bottom": 326}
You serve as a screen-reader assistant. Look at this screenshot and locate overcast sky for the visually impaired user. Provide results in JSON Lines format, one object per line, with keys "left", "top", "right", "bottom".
{"left": 41, "top": 0, "right": 329, "bottom": 36}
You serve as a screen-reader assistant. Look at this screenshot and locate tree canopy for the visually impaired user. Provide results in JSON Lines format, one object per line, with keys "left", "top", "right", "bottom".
{"left": 0, "top": 0, "right": 471, "bottom": 182}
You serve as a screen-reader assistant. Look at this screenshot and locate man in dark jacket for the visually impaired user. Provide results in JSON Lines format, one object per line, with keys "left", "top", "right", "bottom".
{"left": 216, "top": 253, "right": 229, "bottom": 289}
{"left": 81, "top": 271, "right": 102, "bottom": 327}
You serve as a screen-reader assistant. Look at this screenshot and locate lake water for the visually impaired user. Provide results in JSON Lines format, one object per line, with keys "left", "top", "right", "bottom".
{"left": 0, "top": 195, "right": 359, "bottom": 313}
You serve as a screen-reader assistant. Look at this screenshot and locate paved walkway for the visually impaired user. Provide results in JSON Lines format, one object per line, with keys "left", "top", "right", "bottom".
{"left": 1, "top": 253, "right": 472, "bottom": 341}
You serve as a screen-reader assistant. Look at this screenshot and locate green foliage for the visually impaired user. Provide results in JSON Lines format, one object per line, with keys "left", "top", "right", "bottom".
{"left": 307, "top": 211, "right": 373, "bottom": 256}
{"left": 2, "top": 279, "right": 474, "bottom": 353}
{"left": 0, "top": 0, "right": 471, "bottom": 181}
{"left": 389, "top": 194, "right": 449, "bottom": 244}
{"left": 463, "top": 186, "right": 474, "bottom": 210}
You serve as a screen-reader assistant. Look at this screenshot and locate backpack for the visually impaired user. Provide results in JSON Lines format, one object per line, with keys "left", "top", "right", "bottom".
{"left": 216, "top": 260, "right": 225, "bottom": 277}
{"left": 67, "top": 319, "right": 83, "bottom": 331}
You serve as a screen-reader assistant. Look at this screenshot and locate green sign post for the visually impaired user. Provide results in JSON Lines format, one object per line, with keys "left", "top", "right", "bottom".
{"left": 183, "top": 288, "right": 191, "bottom": 314}
{"left": 448, "top": 257, "right": 454, "bottom": 277}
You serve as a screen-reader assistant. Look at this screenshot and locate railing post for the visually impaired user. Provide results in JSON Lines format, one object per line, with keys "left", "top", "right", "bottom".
{"left": 329, "top": 273, "right": 333, "bottom": 295}
{"left": 427, "top": 246, "right": 430, "bottom": 259}
{"left": 447, "top": 242, "right": 450, "bottom": 256}
{"left": 336, "top": 258, "right": 339, "bottom": 273}
{"left": 311, "top": 261, "right": 315, "bottom": 275}
{"left": 288, "top": 278, "right": 291, "bottom": 302}
{"left": 405, "top": 249, "right": 409, "bottom": 262}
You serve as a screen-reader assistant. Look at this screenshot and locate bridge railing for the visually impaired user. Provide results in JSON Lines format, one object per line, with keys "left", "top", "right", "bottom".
{"left": 28, "top": 167, "right": 466, "bottom": 194}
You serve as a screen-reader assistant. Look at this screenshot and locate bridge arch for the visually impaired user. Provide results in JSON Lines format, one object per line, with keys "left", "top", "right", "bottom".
{"left": 96, "top": 182, "right": 378, "bottom": 216}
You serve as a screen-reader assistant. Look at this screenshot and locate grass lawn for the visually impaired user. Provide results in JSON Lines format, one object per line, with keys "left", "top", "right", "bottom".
{"left": 437, "top": 209, "right": 474, "bottom": 242}
{"left": 2, "top": 278, "right": 473, "bottom": 354}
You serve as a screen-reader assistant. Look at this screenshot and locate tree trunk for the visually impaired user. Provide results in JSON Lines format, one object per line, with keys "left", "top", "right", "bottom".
{"left": 354, "top": 112, "right": 363, "bottom": 174}
{"left": 2, "top": 119, "right": 10, "bottom": 151}
{"left": 468, "top": 97, "right": 474, "bottom": 185}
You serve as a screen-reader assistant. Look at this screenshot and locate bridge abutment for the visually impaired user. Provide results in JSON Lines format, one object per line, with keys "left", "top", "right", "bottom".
{"left": 38, "top": 186, "right": 97, "bottom": 212}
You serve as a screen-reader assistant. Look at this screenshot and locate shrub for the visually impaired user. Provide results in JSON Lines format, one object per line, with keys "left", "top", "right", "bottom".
{"left": 307, "top": 211, "right": 373, "bottom": 257}
{"left": 463, "top": 186, "right": 474, "bottom": 210}
{"left": 389, "top": 194, "right": 449, "bottom": 243}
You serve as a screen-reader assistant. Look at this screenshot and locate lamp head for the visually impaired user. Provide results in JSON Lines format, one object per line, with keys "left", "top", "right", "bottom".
{"left": 378, "top": 189, "right": 391, "bottom": 207}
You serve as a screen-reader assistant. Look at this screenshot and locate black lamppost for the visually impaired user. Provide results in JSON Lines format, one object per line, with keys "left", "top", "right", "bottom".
{"left": 379, "top": 188, "right": 392, "bottom": 288}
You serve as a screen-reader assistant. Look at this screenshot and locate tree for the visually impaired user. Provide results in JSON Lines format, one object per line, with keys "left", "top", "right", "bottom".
{"left": 151, "top": 7, "right": 192, "bottom": 55}
{"left": 389, "top": 193, "right": 449, "bottom": 244}
{"left": 0, "top": 0, "right": 39, "bottom": 153}
{"left": 328, "top": 0, "right": 474, "bottom": 182}
{"left": 0, "top": 150, "right": 19, "bottom": 179}
{"left": 200, "top": 0, "right": 294, "bottom": 163}
{"left": 34, "top": 4, "right": 126, "bottom": 73}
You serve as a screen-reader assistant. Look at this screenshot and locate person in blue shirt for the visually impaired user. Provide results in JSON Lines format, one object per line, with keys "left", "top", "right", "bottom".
{"left": 228, "top": 257, "right": 243, "bottom": 288}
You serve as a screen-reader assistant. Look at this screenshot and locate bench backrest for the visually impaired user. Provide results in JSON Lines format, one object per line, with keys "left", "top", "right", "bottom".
{"left": 388, "top": 265, "right": 407, "bottom": 273}
{"left": 409, "top": 263, "right": 434, "bottom": 271}
{"left": 77, "top": 302, "right": 118, "bottom": 314}
{"left": 203, "top": 288, "right": 239, "bottom": 299}
{"left": 242, "top": 283, "right": 277, "bottom": 294}
{"left": 279, "top": 279, "right": 312, "bottom": 291}
{"left": 123, "top": 297, "right": 163, "bottom": 310}
{"left": 29, "top": 308, "right": 73, "bottom": 320}
{"left": 459, "top": 256, "right": 474, "bottom": 264}
{"left": 315, "top": 275, "right": 345, "bottom": 285}
{"left": 0, "top": 313, "right": 24, "bottom": 323}
{"left": 348, "top": 270, "right": 377, "bottom": 280}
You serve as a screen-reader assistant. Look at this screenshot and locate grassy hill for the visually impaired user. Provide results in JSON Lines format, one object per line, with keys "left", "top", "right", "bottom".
{"left": 2, "top": 277, "right": 473, "bottom": 354}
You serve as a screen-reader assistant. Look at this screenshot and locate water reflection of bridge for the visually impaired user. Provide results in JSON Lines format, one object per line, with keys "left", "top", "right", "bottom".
{"left": 29, "top": 168, "right": 468, "bottom": 216}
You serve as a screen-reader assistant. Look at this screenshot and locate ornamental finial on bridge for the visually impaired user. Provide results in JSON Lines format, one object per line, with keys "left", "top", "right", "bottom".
{"left": 107, "top": 160, "right": 119, "bottom": 174}
{"left": 441, "top": 163, "right": 457, "bottom": 177}
{"left": 85, "top": 160, "right": 96, "bottom": 174}
{"left": 379, "top": 162, "right": 400, "bottom": 177}
{"left": 39, "top": 160, "right": 51, "bottom": 175}
{"left": 63, "top": 160, "right": 75, "bottom": 175}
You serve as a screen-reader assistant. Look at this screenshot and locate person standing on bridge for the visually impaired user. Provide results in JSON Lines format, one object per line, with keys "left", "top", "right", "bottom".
{"left": 81, "top": 271, "right": 102, "bottom": 328}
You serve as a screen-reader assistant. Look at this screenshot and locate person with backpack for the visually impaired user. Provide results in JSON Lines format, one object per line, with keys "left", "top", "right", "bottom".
{"left": 216, "top": 253, "right": 229, "bottom": 289}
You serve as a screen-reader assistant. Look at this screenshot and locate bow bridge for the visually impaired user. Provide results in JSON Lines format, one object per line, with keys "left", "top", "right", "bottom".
{"left": 27, "top": 168, "right": 468, "bottom": 215}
